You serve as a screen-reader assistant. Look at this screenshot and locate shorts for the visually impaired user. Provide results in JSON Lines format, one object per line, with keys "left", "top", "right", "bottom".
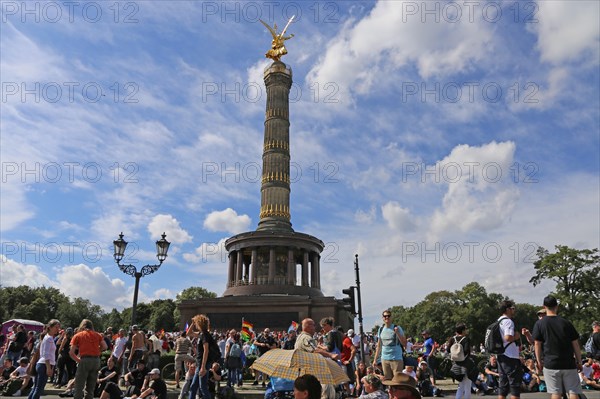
{"left": 497, "top": 355, "right": 522, "bottom": 397}
{"left": 381, "top": 359, "right": 404, "bottom": 381}
{"left": 174, "top": 354, "right": 195, "bottom": 372}
{"left": 542, "top": 368, "right": 582, "bottom": 395}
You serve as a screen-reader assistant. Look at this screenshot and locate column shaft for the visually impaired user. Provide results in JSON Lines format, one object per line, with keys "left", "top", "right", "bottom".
{"left": 251, "top": 249, "right": 258, "bottom": 284}
{"left": 302, "top": 251, "right": 309, "bottom": 286}
{"left": 228, "top": 253, "right": 235, "bottom": 287}
{"left": 268, "top": 248, "right": 276, "bottom": 284}
{"left": 287, "top": 248, "right": 295, "bottom": 285}
{"left": 236, "top": 251, "right": 243, "bottom": 283}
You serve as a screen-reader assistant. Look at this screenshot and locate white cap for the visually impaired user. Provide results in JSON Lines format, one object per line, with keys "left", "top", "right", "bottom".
{"left": 347, "top": 329, "right": 355, "bottom": 336}
{"left": 148, "top": 368, "right": 160, "bottom": 375}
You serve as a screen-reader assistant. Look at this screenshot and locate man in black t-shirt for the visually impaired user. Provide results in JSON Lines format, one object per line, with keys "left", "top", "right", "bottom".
{"left": 591, "top": 321, "right": 600, "bottom": 360}
{"left": 124, "top": 359, "right": 149, "bottom": 396}
{"left": 6, "top": 325, "right": 27, "bottom": 365}
{"left": 130, "top": 368, "right": 166, "bottom": 399}
{"left": 532, "top": 295, "right": 582, "bottom": 398}
{"left": 253, "top": 329, "right": 276, "bottom": 386}
{"left": 0, "top": 358, "right": 16, "bottom": 384}
{"left": 207, "top": 362, "right": 223, "bottom": 399}
{"left": 484, "top": 355, "right": 499, "bottom": 390}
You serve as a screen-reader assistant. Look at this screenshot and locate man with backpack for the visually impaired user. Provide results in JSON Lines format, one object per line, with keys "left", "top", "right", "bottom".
{"left": 532, "top": 295, "right": 583, "bottom": 399}
{"left": 372, "top": 310, "right": 406, "bottom": 381}
{"left": 586, "top": 321, "right": 600, "bottom": 360}
{"left": 494, "top": 300, "right": 522, "bottom": 399}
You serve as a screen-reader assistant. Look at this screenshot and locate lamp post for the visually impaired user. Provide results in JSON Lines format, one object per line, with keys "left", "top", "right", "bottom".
{"left": 113, "top": 232, "right": 171, "bottom": 326}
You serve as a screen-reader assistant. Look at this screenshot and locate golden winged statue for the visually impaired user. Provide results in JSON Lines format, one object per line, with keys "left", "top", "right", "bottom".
{"left": 260, "top": 16, "right": 295, "bottom": 61}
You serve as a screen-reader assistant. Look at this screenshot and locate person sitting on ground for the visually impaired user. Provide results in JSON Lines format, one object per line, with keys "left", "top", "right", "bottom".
{"left": 483, "top": 356, "right": 499, "bottom": 392}
{"left": 95, "top": 356, "right": 120, "bottom": 397}
{"left": 124, "top": 359, "right": 149, "bottom": 397}
{"left": 358, "top": 374, "right": 387, "bottom": 399}
{"left": 0, "top": 358, "right": 16, "bottom": 385}
{"left": 416, "top": 361, "right": 443, "bottom": 397}
{"left": 579, "top": 358, "right": 600, "bottom": 390}
{"left": 130, "top": 368, "right": 166, "bottom": 399}
{"left": 207, "top": 362, "right": 223, "bottom": 399}
{"left": 1, "top": 357, "right": 32, "bottom": 396}
{"left": 521, "top": 359, "right": 541, "bottom": 392}
{"left": 471, "top": 372, "right": 491, "bottom": 396}
{"left": 383, "top": 373, "right": 422, "bottom": 399}
{"left": 355, "top": 361, "right": 368, "bottom": 396}
{"left": 293, "top": 374, "right": 322, "bottom": 399}
{"left": 402, "top": 366, "right": 416, "bottom": 381}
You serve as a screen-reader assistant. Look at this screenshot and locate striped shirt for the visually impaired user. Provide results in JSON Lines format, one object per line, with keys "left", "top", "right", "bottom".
{"left": 175, "top": 337, "right": 192, "bottom": 355}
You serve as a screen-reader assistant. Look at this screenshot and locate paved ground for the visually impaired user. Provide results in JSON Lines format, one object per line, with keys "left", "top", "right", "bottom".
{"left": 22, "top": 380, "right": 600, "bottom": 399}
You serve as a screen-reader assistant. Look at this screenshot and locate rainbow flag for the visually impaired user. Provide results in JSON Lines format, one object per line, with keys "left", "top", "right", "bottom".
{"left": 288, "top": 321, "right": 298, "bottom": 333}
{"left": 241, "top": 318, "right": 254, "bottom": 342}
{"left": 185, "top": 322, "right": 190, "bottom": 333}
{"left": 242, "top": 320, "right": 253, "bottom": 330}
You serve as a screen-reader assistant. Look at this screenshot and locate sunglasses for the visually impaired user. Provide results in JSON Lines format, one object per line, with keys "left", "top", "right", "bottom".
{"left": 382, "top": 315, "right": 391, "bottom": 318}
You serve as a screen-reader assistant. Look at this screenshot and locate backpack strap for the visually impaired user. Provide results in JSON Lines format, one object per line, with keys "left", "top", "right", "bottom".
{"left": 497, "top": 316, "right": 515, "bottom": 349}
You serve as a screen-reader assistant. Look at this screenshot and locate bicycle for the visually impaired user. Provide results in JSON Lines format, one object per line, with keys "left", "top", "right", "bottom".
{"left": 161, "top": 362, "right": 176, "bottom": 380}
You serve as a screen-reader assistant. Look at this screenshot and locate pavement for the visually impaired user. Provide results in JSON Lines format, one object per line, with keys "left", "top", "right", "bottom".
{"left": 16, "top": 379, "right": 600, "bottom": 399}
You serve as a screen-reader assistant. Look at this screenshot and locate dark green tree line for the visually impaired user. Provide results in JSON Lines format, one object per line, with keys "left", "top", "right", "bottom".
{"left": 0, "top": 285, "right": 217, "bottom": 333}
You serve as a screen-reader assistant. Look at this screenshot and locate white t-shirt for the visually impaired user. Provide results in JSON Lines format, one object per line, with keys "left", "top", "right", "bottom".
{"left": 242, "top": 343, "right": 251, "bottom": 355}
{"left": 113, "top": 336, "right": 128, "bottom": 358}
{"left": 498, "top": 317, "right": 519, "bottom": 359}
{"left": 351, "top": 335, "right": 361, "bottom": 348}
{"left": 581, "top": 364, "right": 593, "bottom": 379}
{"left": 405, "top": 341, "right": 414, "bottom": 353}
{"left": 402, "top": 368, "right": 416, "bottom": 379}
{"left": 14, "top": 365, "right": 28, "bottom": 378}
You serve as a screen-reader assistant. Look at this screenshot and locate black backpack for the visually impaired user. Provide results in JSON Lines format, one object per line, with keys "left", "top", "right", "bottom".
{"left": 199, "top": 333, "right": 221, "bottom": 365}
{"left": 484, "top": 316, "right": 511, "bottom": 354}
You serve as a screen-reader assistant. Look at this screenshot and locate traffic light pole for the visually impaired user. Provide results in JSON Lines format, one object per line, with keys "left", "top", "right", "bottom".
{"left": 354, "top": 254, "right": 365, "bottom": 363}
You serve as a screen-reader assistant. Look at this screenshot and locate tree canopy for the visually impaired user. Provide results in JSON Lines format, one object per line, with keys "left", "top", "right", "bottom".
{"left": 0, "top": 285, "right": 216, "bottom": 333}
{"left": 386, "top": 282, "right": 533, "bottom": 346}
{"left": 530, "top": 245, "right": 599, "bottom": 334}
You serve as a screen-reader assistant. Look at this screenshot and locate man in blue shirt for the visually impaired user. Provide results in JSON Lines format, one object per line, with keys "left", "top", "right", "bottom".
{"left": 372, "top": 310, "right": 406, "bottom": 381}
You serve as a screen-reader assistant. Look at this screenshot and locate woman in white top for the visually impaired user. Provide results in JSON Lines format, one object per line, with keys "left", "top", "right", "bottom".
{"left": 28, "top": 319, "right": 61, "bottom": 399}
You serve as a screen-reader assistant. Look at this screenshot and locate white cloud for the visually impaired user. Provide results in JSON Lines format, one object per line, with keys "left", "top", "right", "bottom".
{"left": 0, "top": 182, "right": 35, "bottom": 232}
{"left": 183, "top": 238, "right": 228, "bottom": 265}
{"left": 147, "top": 214, "right": 192, "bottom": 244}
{"left": 307, "top": 0, "right": 494, "bottom": 102}
{"left": 154, "top": 288, "right": 174, "bottom": 299}
{"left": 0, "top": 257, "right": 130, "bottom": 311}
{"left": 203, "top": 208, "right": 251, "bottom": 234}
{"left": 355, "top": 206, "right": 376, "bottom": 224}
{"left": 55, "top": 264, "right": 129, "bottom": 309}
{"left": 532, "top": 1, "right": 600, "bottom": 65}
{"left": 0, "top": 255, "right": 54, "bottom": 287}
{"left": 429, "top": 141, "right": 520, "bottom": 239}
{"left": 381, "top": 201, "right": 416, "bottom": 231}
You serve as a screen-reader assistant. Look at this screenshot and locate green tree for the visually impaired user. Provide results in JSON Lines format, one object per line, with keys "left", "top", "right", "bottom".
{"left": 148, "top": 299, "right": 176, "bottom": 332}
{"left": 173, "top": 286, "right": 217, "bottom": 329}
{"left": 530, "top": 245, "right": 600, "bottom": 331}
{"left": 104, "top": 309, "right": 124, "bottom": 331}
{"left": 175, "top": 287, "right": 217, "bottom": 301}
{"left": 0, "top": 286, "right": 68, "bottom": 322}
{"left": 57, "top": 297, "right": 105, "bottom": 330}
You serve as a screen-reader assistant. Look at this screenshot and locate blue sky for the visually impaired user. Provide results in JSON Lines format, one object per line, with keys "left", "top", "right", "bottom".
{"left": 1, "top": 0, "right": 599, "bottom": 329}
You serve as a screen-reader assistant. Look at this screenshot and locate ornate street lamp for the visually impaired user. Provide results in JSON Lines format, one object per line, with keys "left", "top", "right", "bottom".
{"left": 113, "top": 232, "right": 171, "bottom": 326}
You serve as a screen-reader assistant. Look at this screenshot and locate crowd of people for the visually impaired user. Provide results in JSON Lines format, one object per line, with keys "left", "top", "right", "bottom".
{"left": 0, "top": 298, "right": 598, "bottom": 399}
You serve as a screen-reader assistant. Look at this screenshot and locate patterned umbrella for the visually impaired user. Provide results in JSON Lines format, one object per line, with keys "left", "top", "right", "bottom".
{"left": 251, "top": 348, "right": 349, "bottom": 385}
